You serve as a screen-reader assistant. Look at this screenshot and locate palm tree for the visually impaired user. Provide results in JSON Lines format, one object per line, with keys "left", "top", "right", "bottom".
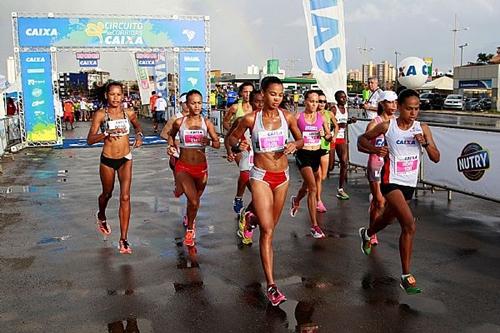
{"left": 477, "top": 53, "right": 494, "bottom": 64}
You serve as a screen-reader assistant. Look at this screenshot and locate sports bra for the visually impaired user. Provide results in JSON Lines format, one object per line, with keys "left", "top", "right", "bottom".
{"left": 101, "top": 108, "right": 130, "bottom": 137}
{"left": 251, "top": 109, "right": 288, "bottom": 154}
{"left": 178, "top": 116, "right": 208, "bottom": 148}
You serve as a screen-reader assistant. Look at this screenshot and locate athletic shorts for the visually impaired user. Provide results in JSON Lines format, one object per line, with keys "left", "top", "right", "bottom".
{"left": 250, "top": 166, "right": 289, "bottom": 190}
{"left": 100, "top": 152, "right": 132, "bottom": 171}
{"left": 295, "top": 149, "right": 323, "bottom": 173}
{"left": 155, "top": 111, "right": 165, "bottom": 123}
{"left": 381, "top": 183, "right": 415, "bottom": 201}
{"left": 175, "top": 159, "right": 208, "bottom": 180}
{"left": 335, "top": 138, "right": 346, "bottom": 145}
{"left": 240, "top": 170, "right": 250, "bottom": 184}
{"left": 320, "top": 149, "right": 330, "bottom": 156}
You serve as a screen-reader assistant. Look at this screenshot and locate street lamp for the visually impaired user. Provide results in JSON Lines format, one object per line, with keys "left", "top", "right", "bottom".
{"left": 458, "top": 43, "right": 469, "bottom": 66}
{"left": 451, "top": 14, "right": 469, "bottom": 70}
{"left": 394, "top": 51, "right": 402, "bottom": 91}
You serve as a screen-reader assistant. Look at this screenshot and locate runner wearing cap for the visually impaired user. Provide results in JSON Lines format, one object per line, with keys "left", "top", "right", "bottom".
{"left": 365, "top": 90, "right": 398, "bottom": 246}
{"left": 357, "top": 89, "right": 440, "bottom": 294}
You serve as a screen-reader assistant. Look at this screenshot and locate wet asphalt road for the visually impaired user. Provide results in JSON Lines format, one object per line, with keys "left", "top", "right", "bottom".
{"left": 1, "top": 143, "right": 500, "bottom": 332}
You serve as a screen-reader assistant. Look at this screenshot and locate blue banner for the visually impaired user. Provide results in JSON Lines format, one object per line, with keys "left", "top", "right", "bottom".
{"left": 20, "top": 52, "right": 57, "bottom": 142}
{"left": 153, "top": 52, "right": 168, "bottom": 100}
{"left": 79, "top": 59, "right": 98, "bottom": 67}
{"left": 179, "top": 52, "right": 206, "bottom": 100}
{"left": 137, "top": 59, "right": 155, "bottom": 67}
{"left": 17, "top": 17, "right": 205, "bottom": 48}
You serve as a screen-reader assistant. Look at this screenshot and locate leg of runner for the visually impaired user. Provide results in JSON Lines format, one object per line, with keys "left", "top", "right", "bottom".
{"left": 368, "top": 180, "right": 385, "bottom": 245}
{"left": 293, "top": 167, "right": 324, "bottom": 238}
{"left": 117, "top": 160, "right": 133, "bottom": 254}
{"left": 336, "top": 143, "right": 350, "bottom": 200}
{"left": 251, "top": 179, "right": 288, "bottom": 306}
{"left": 97, "top": 163, "right": 115, "bottom": 236}
{"left": 328, "top": 145, "right": 335, "bottom": 175}
{"left": 316, "top": 153, "right": 329, "bottom": 212}
{"left": 233, "top": 154, "right": 245, "bottom": 214}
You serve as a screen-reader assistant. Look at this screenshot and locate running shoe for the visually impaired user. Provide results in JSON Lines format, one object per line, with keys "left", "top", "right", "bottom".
{"left": 95, "top": 211, "right": 111, "bottom": 236}
{"left": 370, "top": 234, "right": 379, "bottom": 246}
{"left": 237, "top": 209, "right": 246, "bottom": 238}
{"left": 183, "top": 229, "right": 195, "bottom": 247}
{"left": 233, "top": 197, "right": 244, "bottom": 214}
{"left": 336, "top": 188, "right": 350, "bottom": 200}
{"left": 242, "top": 229, "right": 254, "bottom": 245}
{"left": 290, "top": 196, "right": 300, "bottom": 217}
{"left": 310, "top": 225, "right": 326, "bottom": 239}
{"left": 358, "top": 227, "right": 372, "bottom": 255}
{"left": 400, "top": 274, "right": 422, "bottom": 295}
{"left": 266, "top": 285, "right": 287, "bottom": 306}
{"left": 119, "top": 239, "right": 132, "bottom": 254}
{"left": 245, "top": 210, "right": 258, "bottom": 229}
{"left": 316, "top": 201, "right": 327, "bottom": 213}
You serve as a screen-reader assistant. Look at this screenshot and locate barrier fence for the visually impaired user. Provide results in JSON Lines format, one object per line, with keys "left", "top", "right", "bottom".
{"left": 348, "top": 119, "right": 500, "bottom": 202}
{"left": 0, "top": 115, "right": 22, "bottom": 156}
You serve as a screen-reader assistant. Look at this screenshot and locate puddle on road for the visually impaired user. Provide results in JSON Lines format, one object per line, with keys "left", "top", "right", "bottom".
{"left": 37, "top": 235, "right": 71, "bottom": 245}
{"left": 0, "top": 185, "right": 65, "bottom": 198}
{"left": 400, "top": 296, "right": 447, "bottom": 314}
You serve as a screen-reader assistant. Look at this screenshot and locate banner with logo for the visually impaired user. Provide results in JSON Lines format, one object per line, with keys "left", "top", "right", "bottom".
{"left": 422, "top": 126, "right": 500, "bottom": 201}
{"left": 20, "top": 52, "right": 57, "bottom": 142}
{"left": 17, "top": 17, "right": 205, "bottom": 48}
{"left": 302, "top": 0, "right": 347, "bottom": 101}
{"left": 130, "top": 53, "right": 154, "bottom": 105}
{"left": 179, "top": 52, "right": 207, "bottom": 100}
{"left": 153, "top": 52, "right": 168, "bottom": 101}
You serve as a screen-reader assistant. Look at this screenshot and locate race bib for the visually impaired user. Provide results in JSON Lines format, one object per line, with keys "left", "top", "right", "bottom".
{"left": 107, "top": 119, "right": 130, "bottom": 136}
{"left": 248, "top": 149, "right": 254, "bottom": 166}
{"left": 395, "top": 155, "right": 419, "bottom": 175}
{"left": 183, "top": 130, "right": 205, "bottom": 147}
{"left": 303, "top": 131, "right": 321, "bottom": 146}
{"left": 336, "top": 128, "right": 346, "bottom": 139}
{"left": 257, "top": 129, "right": 286, "bottom": 152}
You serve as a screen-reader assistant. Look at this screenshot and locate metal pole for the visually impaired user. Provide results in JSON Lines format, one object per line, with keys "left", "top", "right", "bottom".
{"left": 460, "top": 46, "right": 464, "bottom": 66}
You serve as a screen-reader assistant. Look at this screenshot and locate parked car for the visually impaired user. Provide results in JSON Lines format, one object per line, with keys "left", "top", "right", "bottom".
{"left": 479, "top": 98, "right": 492, "bottom": 110}
{"left": 419, "top": 93, "right": 445, "bottom": 110}
{"left": 464, "top": 98, "right": 482, "bottom": 111}
{"left": 443, "top": 94, "right": 465, "bottom": 110}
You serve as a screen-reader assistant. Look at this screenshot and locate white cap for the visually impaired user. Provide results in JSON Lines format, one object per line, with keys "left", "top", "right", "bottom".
{"left": 179, "top": 94, "right": 187, "bottom": 103}
{"left": 380, "top": 90, "right": 397, "bottom": 102}
{"left": 157, "top": 92, "right": 162, "bottom": 97}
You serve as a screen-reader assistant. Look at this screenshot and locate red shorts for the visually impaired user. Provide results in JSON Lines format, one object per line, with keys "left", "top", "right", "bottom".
{"left": 63, "top": 113, "right": 74, "bottom": 123}
{"left": 250, "top": 166, "right": 289, "bottom": 190}
{"left": 335, "top": 138, "right": 346, "bottom": 144}
{"left": 175, "top": 160, "right": 208, "bottom": 180}
{"left": 239, "top": 170, "right": 250, "bottom": 184}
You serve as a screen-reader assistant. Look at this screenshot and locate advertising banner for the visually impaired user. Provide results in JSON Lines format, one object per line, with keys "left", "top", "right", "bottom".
{"left": 302, "top": 0, "right": 347, "bottom": 101}
{"left": 153, "top": 52, "right": 168, "bottom": 100}
{"left": 130, "top": 53, "right": 154, "bottom": 105}
{"left": 422, "top": 126, "right": 500, "bottom": 201}
{"left": 79, "top": 59, "right": 98, "bottom": 67}
{"left": 347, "top": 120, "right": 369, "bottom": 167}
{"left": 179, "top": 52, "right": 206, "bottom": 99}
{"left": 17, "top": 17, "right": 205, "bottom": 48}
{"left": 20, "top": 52, "right": 56, "bottom": 142}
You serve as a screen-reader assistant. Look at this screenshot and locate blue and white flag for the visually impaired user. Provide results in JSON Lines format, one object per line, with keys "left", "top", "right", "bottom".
{"left": 303, "top": 0, "right": 347, "bottom": 101}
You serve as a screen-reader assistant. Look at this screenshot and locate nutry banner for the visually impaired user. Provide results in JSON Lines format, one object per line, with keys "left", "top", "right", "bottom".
{"left": 17, "top": 17, "right": 205, "bottom": 48}
{"left": 422, "top": 126, "right": 499, "bottom": 201}
{"left": 347, "top": 120, "right": 369, "bottom": 167}
{"left": 20, "top": 52, "right": 57, "bottom": 142}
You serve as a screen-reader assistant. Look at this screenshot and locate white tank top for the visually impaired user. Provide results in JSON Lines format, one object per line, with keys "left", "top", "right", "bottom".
{"left": 251, "top": 109, "right": 288, "bottom": 154}
{"left": 178, "top": 116, "right": 208, "bottom": 148}
{"left": 239, "top": 129, "right": 254, "bottom": 171}
{"left": 333, "top": 104, "right": 348, "bottom": 139}
{"left": 382, "top": 118, "right": 422, "bottom": 187}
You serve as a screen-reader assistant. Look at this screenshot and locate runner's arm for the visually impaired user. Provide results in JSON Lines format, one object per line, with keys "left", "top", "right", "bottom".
{"left": 358, "top": 121, "right": 389, "bottom": 155}
{"left": 86, "top": 109, "right": 107, "bottom": 145}
{"left": 420, "top": 123, "right": 440, "bottom": 163}
{"left": 161, "top": 116, "right": 176, "bottom": 141}
{"left": 128, "top": 108, "right": 143, "bottom": 147}
{"left": 206, "top": 119, "right": 221, "bottom": 149}
{"left": 222, "top": 104, "right": 237, "bottom": 131}
{"left": 330, "top": 111, "right": 339, "bottom": 143}
{"left": 285, "top": 111, "right": 304, "bottom": 153}
{"left": 320, "top": 113, "right": 332, "bottom": 141}
{"left": 227, "top": 113, "right": 253, "bottom": 149}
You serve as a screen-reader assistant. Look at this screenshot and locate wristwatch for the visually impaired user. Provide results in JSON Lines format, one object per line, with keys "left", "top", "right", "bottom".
{"left": 422, "top": 142, "right": 429, "bottom": 148}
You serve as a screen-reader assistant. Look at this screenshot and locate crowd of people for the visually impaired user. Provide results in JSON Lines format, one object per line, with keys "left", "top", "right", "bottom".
{"left": 86, "top": 76, "right": 440, "bottom": 306}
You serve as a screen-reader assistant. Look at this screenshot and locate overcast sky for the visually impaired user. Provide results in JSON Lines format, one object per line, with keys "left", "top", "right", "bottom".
{"left": 1, "top": 0, "right": 499, "bottom": 79}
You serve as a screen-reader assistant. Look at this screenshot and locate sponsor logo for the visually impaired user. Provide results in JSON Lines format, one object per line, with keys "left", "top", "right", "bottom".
{"left": 27, "top": 68, "right": 45, "bottom": 74}
{"left": 32, "top": 88, "right": 43, "bottom": 98}
{"left": 32, "top": 100, "right": 45, "bottom": 107}
{"left": 26, "top": 57, "right": 46, "bottom": 63}
{"left": 25, "top": 28, "right": 58, "bottom": 37}
{"left": 27, "top": 79, "right": 46, "bottom": 86}
{"left": 182, "top": 29, "right": 196, "bottom": 41}
{"left": 456, "top": 143, "right": 490, "bottom": 181}
{"left": 188, "top": 77, "right": 198, "bottom": 86}
{"left": 396, "top": 138, "right": 417, "bottom": 145}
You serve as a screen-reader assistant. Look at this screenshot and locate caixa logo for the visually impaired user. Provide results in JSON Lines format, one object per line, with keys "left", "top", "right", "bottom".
{"left": 456, "top": 143, "right": 490, "bottom": 181}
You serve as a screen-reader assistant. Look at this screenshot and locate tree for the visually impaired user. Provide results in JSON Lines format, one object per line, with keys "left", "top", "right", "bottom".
{"left": 477, "top": 53, "right": 494, "bottom": 64}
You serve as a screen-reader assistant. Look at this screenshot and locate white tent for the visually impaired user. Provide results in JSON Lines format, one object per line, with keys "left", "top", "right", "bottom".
{"left": 420, "top": 76, "right": 453, "bottom": 91}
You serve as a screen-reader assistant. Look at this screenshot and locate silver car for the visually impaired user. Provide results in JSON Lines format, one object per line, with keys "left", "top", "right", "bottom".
{"left": 443, "top": 94, "right": 465, "bottom": 110}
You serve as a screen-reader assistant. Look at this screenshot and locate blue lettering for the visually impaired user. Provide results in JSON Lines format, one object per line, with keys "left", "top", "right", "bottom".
{"left": 422, "top": 65, "right": 429, "bottom": 75}
{"left": 406, "top": 65, "right": 417, "bottom": 76}
{"left": 311, "top": 14, "right": 339, "bottom": 48}
{"left": 310, "top": 0, "right": 337, "bottom": 10}
{"left": 316, "top": 48, "right": 341, "bottom": 73}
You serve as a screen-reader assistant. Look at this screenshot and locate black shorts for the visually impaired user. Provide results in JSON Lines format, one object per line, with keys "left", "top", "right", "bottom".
{"left": 295, "top": 149, "right": 323, "bottom": 173}
{"left": 380, "top": 183, "right": 415, "bottom": 201}
{"left": 100, "top": 154, "right": 131, "bottom": 171}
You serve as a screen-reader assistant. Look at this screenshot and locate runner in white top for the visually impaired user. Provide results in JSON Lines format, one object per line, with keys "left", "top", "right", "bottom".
{"left": 362, "top": 77, "right": 383, "bottom": 119}
{"left": 357, "top": 89, "right": 440, "bottom": 295}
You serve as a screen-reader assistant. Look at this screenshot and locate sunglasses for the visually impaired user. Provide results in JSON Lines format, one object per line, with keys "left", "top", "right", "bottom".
{"left": 318, "top": 100, "right": 327, "bottom": 103}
